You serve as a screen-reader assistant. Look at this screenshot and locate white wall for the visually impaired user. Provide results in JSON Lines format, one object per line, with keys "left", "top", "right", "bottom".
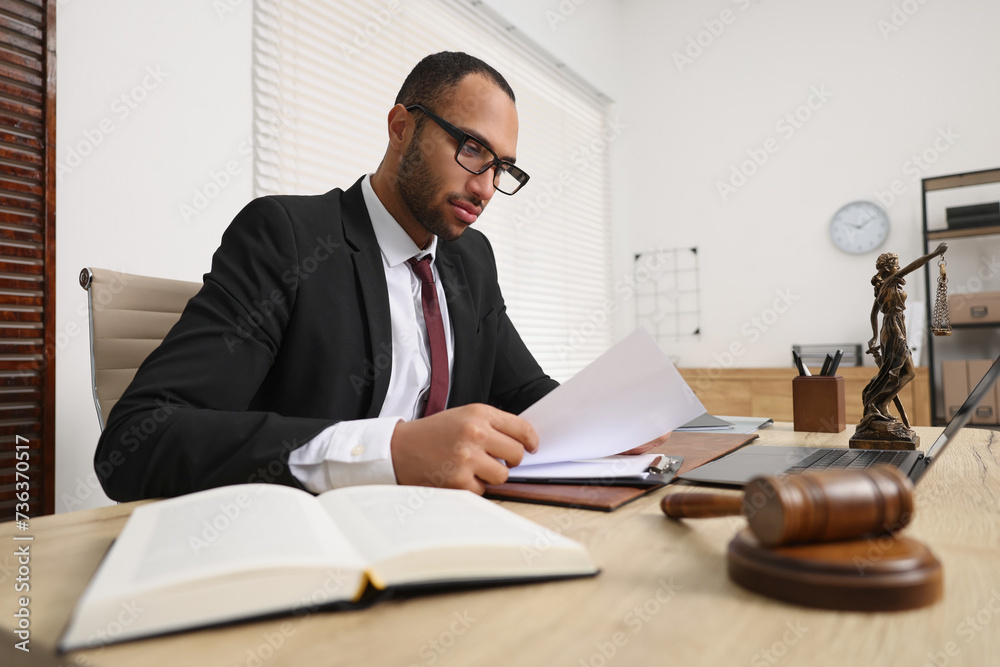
{"left": 55, "top": 0, "right": 253, "bottom": 511}
{"left": 612, "top": 0, "right": 1000, "bottom": 369}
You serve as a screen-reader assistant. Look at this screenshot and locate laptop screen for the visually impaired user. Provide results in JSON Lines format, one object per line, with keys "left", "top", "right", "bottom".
{"left": 924, "top": 353, "right": 1000, "bottom": 463}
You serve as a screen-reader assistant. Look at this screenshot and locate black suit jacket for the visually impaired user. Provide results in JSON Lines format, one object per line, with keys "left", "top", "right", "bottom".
{"left": 96, "top": 177, "right": 558, "bottom": 501}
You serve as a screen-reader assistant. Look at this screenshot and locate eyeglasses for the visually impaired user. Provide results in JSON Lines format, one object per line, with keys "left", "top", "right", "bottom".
{"left": 406, "top": 104, "right": 529, "bottom": 196}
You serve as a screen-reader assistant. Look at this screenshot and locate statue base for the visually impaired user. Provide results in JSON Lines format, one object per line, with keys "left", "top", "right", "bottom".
{"left": 851, "top": 414, "right": 919, "bottom": 450}
{"left": 849, "top": 434, "right": 919, "bottom": 451}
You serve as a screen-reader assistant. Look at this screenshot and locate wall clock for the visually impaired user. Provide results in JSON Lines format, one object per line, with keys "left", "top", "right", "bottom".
{"left": 829, "top": 201, "right": 889, "bottom": 254}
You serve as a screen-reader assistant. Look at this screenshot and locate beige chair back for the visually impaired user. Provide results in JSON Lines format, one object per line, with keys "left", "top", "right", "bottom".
{"left": 80, "top": 267, "right": 201, "bottom": 429}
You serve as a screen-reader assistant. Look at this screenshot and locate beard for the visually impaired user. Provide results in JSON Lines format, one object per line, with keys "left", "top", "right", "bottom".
{"left": 397, "top": 133, "right": 479, "bottom": 243}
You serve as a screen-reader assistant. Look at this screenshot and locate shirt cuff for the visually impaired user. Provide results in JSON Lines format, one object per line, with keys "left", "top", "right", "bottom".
{"left": 288, "top": 417, "right": 400, "bottom": 494}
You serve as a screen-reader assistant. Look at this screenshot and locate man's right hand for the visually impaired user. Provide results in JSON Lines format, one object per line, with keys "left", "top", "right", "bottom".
{"left": 390, "top": 403, "right": 539, "bottom": 494}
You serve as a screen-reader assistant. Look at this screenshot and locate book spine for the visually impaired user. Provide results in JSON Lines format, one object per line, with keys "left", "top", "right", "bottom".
{"left": 946, "top": 212, "right": 1000, "bottom": 228}
{"left": 946, "top": 202, "right": 1000, "bottom": 222}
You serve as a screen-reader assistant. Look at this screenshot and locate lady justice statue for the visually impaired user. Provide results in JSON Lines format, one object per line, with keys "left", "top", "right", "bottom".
{"left": 850, "top": 242, "right": 948, "bottom": 450}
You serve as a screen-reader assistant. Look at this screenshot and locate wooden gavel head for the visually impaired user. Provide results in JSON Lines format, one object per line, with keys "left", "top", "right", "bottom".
{"left": 661, "top": 465, "right": 915, "bottom": 547}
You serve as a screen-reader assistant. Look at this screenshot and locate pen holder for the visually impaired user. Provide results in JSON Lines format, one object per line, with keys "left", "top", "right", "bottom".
{"left": 792, "top": 375, "right": 845, "bottom": 433}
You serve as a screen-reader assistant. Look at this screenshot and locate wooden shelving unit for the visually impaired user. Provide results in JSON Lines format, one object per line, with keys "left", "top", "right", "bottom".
{"left": 922, "top": 167, "right": 1000, "bottom": 426}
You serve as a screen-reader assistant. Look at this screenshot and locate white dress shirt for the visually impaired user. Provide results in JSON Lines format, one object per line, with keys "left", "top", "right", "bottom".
{"left": 287, "top": 175, "right": 454, "bottom": 492}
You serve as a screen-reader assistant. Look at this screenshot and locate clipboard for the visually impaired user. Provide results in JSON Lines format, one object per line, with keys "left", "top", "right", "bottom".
{"left": 505, "top": 455, "right": 684, "bottom": 488}
{"left": 485, "top": 432, "right": 759, "bottom": 511}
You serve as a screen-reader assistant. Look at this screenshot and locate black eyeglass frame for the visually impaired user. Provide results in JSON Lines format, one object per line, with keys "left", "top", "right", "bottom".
{"left": 406, "top": 104, "right": 529, "bottom": 195}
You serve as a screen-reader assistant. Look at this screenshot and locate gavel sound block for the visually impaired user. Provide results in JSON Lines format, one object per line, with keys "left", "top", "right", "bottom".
{"left": 662, "top": 465, "right": 943, "bottom": 611}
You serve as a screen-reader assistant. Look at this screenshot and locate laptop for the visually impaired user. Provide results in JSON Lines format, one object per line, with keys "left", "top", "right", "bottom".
{"left": 679, "top": 353, "right": 1000, "bottom": 486}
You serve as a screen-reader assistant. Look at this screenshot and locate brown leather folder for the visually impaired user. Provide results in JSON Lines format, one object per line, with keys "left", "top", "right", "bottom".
{"left": 484, "top": 431, "right": 759, "bottom": 511}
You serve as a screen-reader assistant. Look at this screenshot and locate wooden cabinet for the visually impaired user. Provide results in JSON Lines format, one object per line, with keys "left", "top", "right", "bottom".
{"left": 0, "top": 1, "right": 56, "bottom": 521}
{"left": 677, "top": 366, "right": 931, "bottom": 426}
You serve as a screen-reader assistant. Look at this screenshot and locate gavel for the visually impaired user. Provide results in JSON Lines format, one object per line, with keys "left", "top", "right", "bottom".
{"left": 661, "top": 465, "right": 915, "bottom": 547}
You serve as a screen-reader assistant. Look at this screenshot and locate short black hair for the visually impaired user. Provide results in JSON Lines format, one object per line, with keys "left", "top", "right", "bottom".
{"left": 394, "top": 51, "right": 515, "bottom": 111}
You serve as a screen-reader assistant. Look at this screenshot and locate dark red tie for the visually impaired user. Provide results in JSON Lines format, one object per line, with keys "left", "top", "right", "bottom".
{"left": 407, "top": 256, "right": 449, "bottom": 417}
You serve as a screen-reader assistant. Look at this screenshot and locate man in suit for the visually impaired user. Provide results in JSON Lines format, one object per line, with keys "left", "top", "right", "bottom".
{"left": 95, "top": 52, "right": 563, "bottom": 501}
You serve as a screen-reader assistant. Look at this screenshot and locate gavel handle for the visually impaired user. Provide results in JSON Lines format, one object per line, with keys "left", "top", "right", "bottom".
{"left": 661, "top": 492, "right": 743, "bottom": 519}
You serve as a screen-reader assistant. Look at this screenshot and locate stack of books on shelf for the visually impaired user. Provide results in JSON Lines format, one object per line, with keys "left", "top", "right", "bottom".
{"left": 946, "top": 202, "right": 1000, "bottom": 230}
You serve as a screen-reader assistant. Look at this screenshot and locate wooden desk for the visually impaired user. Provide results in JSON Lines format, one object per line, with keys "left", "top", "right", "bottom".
{"left": 3, "top": 424, "right": 998, "bottom": 667}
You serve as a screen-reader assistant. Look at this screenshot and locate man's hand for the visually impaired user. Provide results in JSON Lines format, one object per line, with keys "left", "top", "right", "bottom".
{"left": 390, "top": 403, "right": 539, "bottom": 494}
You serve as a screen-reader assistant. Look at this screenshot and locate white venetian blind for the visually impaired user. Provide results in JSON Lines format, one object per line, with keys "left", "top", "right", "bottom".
{"left": 252, "top": 0, "right": 612, "bottom": 381}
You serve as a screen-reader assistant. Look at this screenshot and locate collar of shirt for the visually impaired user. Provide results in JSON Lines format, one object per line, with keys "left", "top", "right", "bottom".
{"left": 361, "top": 174, "right": 438, "bottom": 266}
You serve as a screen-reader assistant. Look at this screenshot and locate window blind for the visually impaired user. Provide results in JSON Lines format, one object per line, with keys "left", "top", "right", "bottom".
{"left": 252, "top": 0, "right": 612, "bottom": 381}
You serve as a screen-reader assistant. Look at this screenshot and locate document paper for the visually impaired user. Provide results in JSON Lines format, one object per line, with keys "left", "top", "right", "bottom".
{"left": 515, "top": 328, "right": 705, "bottom": 467}
{"left": 508, "top": 454, "right": 661, "bottom": 479}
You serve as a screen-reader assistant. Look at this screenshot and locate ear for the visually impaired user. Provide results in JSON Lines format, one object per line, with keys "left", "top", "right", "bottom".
{"left": 386, "top": 104, "right": 410, "bottom": 151}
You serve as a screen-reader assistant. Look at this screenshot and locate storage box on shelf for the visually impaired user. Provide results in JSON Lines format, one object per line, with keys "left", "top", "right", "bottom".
{"left": 941, "top": 359, "right": 999, "bottom": 424}
{"left": 948, "top": 291, "right": 1000, "bottom": 325}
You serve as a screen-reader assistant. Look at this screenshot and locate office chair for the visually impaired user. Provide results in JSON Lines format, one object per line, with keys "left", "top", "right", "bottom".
{"left": 79, "top": 267, "right": 201, "bottom": 429}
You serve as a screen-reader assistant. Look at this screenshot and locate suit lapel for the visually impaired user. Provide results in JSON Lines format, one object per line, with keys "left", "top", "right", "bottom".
{"left": 341, "top": 178, "right": 392, "bottom": 418}
{"left": 437, "top": 249, "right": 477, "bottom": 407}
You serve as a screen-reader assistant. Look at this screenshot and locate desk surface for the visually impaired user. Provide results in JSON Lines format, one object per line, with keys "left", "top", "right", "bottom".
{"left": 3, "top": 424, "right": 999, "bottom": 667}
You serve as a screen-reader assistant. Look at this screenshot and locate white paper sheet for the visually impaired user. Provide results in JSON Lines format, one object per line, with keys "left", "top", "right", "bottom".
{"left": 516, "top": 328, "right": 705, "bottom": 467}
{"left": 509, "top": 454, "right": 659, "bottom": 479}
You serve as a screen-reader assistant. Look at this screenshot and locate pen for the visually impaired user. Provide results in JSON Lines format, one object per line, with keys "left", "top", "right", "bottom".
{"left": 793, "top": 350, "right": 811, "bottom": 377}
{"left": 827, "top": 349, "right": 844, "bottom": 376}
{"left": 819, "top": 353, "right": 833, "bottom": 376}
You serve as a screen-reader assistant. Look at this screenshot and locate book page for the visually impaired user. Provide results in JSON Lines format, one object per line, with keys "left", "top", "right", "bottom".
{"left": 100, "top": 484, "right": 367, "bottom": 595}
{"left": 317, "top": 485, "right": 594, "bottom": 585}
{"left": 60, "top": 484, "right": 370, "bottom": 651}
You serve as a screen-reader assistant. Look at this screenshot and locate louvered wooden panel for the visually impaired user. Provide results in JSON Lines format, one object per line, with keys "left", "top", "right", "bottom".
{"left": 0, "top": 0, "right": 54, "bottom": 521}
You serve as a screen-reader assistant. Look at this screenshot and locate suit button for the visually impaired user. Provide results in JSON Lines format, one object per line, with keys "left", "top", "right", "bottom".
{"left": 351, "top": 445, "right": 364, "bottom": 457}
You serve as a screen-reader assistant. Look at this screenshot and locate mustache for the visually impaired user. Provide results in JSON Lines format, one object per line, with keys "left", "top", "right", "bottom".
{"left": 448, "top": 193, "right": 483, "bottom": 210}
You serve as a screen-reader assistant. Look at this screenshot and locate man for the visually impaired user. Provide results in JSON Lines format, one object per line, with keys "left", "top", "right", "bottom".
{"left": 95, "top": 52, "right": 561, "bottom": 501}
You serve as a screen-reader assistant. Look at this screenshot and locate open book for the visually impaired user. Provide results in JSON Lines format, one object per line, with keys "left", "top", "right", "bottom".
{"left": 59, "top": 484, "right": 596, "bottom": 651}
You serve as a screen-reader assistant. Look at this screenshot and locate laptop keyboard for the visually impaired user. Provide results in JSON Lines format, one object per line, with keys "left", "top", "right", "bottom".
{"left": 787, "top": 449, "right": 912, "bottom": 474}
